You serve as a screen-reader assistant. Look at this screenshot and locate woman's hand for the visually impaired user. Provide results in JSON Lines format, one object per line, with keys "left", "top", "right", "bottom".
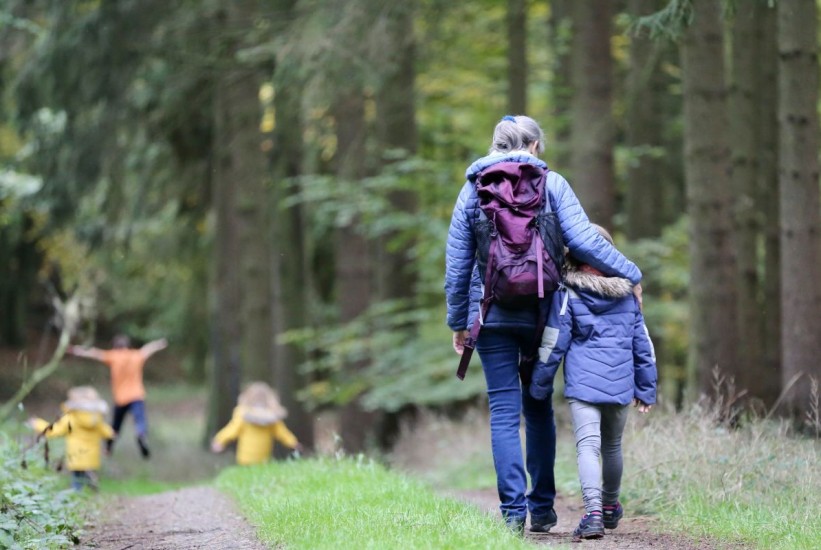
{"left": 452, "top": 330, "right": 469, "bottom": 355}
{"left": 210, "top": 441, "right": 225, "bottom": 453}
{"left": 633, "top": 398, "right": 652, "bottom": 414}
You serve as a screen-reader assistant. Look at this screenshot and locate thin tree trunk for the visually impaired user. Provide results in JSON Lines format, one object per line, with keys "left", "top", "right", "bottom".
{"left": 777, "top": 0, "right": 821, "bottom": 416}
{"left": 507, "top": 0, "right": 527, "bottom": 114}
{"left": 569, "top": 0, "right": 615, "bottom": 225}
{"left": 681, "top": 0, "right": 738, "bottom": 396}
{"left": 548, "top": 0, "right": 573, "bottom": 167}
{"left": 271, "top": 67, "right": 314, "bottom": 451}
{"left": 205, "top": 6, "right": 247, "bottom": 439}
{"left": 625, "top": 0, "right": 667, "bottom": 240}
{"left": 729, "top": 5, "right": 763, "bottom": 400}
{"left": 376, "top": 1, "right": 418, "bottom": 305}
{"left": 335, "top": 91, "right": 376, "bottom": 453}
{"left": 757, "top": 1, "right": 781, "bottom": 408}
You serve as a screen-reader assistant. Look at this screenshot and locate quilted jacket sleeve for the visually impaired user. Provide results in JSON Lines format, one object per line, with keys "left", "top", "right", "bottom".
{"left": 445, "top": 182, "right": 477, "bottom": 331}
{"left": 632, "top": 305, "right": 658, "bottom": 405}
{"left": 547, "top": 172, "right": 642, "bottom": 284}
{"left": 530, "top": 289, "right": 572, "bottom": 400}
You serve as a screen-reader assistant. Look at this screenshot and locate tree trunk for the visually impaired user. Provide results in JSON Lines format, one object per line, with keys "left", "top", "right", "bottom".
{"left": 757, "top": 1, "right": 781, "bottom": 408}
{"left": 569, "top": 0, "right": 615, "bottom": 225}
{"left": 681, "top": 0, "right": 739, "bottom": 396}
{"left": 376, "top": 1, "right": 418, "bottom": 305}
{"left": 335, "top": 92, "right": 376, "bottom": 453}
{"left": 777, "top": 0, "right": 821, "bottom": 416}
{"left": 373, "top": 1, "right": 419, "bottom": 449}
{"left": 271, "top": 67, "right": 314, "bottom": 451}
{"left": 625, "top": 0, "right": 668, "bottom": 240}
{"left": 548, "top": 0, "right": 573, "bottom": 167}
{"left": 205, "top": 9, "right": 244, "bottom": 436}
{"left": 507, "top": 0, "right": 527, "bottom": 114}
{"left": 729, "top": 5, "right": 764, "bottom": 401}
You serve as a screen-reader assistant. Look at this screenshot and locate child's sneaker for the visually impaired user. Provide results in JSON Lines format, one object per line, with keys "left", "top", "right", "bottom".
{"left": 572, "top": 512, "right": 604, "bottom": 539}
{"left": 530, "top": 509, "right": 558, "bottom": 533}
{"left": 602, "top": 502, "right": 623, "bottom": 529}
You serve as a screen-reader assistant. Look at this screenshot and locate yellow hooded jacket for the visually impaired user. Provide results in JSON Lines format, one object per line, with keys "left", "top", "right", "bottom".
{"left": 213, "top": 406, "right": 298, "bottom": 465}
{"left": 32, "top": 410, "right": 114, "bottom": 471}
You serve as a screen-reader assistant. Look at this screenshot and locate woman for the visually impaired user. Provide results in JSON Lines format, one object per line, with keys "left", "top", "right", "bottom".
{"left": 444, "top": 115, "right": 642, "bottom": 533}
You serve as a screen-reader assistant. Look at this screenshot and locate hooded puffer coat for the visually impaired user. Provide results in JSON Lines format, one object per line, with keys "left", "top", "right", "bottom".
{"left": 212, "top": 406, "right": 298, "bottom": 465}
{"left": 32, "top": 409, "right": 115, "bottom": 471}
{"left": 529, "top": 268, "right": 657, "bottom": 406}
{"left": 445, "top": 152, "right": 642, "bottom": 332}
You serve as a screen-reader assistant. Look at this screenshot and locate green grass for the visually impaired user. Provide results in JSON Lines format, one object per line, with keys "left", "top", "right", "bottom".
{"left": 216, "top": 457, "right": 530, "bottom": 550}
{"left": 626, "top": 407, "right": 820, "bottom": 550}
{"left": 390, "top": 406, "right": 820, "bottom": 549}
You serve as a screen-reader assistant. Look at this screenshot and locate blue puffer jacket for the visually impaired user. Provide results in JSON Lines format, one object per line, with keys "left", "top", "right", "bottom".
{"left": 529, "top": 268, "right": 657, "bottom": 406}
{"left": 444, "top": 152, "right": 642, "bottom": 332}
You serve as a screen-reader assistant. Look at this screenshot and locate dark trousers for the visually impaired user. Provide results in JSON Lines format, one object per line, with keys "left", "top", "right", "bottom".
{"left": 112, "top": 400, "right": 148, "bottom": 437}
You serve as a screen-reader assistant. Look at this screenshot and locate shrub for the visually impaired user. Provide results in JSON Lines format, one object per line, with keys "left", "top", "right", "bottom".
{"left": 0, "top": 432, "right": 85, "bottom": 550}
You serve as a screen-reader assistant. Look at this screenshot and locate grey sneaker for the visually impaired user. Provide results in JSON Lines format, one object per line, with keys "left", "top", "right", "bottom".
{"left": 530, "top": 508, "right": 558, "bottom": 533}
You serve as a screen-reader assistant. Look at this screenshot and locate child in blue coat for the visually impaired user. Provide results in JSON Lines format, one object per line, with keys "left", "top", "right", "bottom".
{"left": 530, "top": 224, "right": 657, "bottom": 540}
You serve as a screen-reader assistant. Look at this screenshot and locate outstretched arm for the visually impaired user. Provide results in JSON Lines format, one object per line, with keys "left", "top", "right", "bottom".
{"left": 67, "top": 345, "right": 107, "bottom": 362}
{"left": 140, "top": 338, "right": 168, "bottom": 360}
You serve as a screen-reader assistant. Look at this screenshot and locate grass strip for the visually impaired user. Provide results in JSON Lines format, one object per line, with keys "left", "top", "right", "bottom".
{"left": 216, "top": 456, "right": 529, "bottom": 550}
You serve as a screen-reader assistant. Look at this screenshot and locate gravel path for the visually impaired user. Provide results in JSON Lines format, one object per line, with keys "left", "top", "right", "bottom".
{"left": 79, "top": 486, "right": 267, "bottom": 550}
{"left": 451, "top": 489, "right": 728, "bottom": 549}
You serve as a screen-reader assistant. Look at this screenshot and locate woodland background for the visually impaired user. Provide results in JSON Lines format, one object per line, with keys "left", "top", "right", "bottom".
{"left": 1, "top": 0, "right": 820, "bottom": 452}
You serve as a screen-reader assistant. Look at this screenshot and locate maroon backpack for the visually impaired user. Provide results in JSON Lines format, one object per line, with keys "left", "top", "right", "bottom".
{"left": 456, "top": 162, "right": 564, "bottom": 380}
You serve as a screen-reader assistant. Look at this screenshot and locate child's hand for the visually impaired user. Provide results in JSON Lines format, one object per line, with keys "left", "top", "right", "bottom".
{"left": 633, "top": 399, "right": 652, "bottom": 414}
{"left": 210, "top": 441, "right": 225, "bottom": 453}
{"left": 25, "top": 417, "right": 39, "bottom": 430}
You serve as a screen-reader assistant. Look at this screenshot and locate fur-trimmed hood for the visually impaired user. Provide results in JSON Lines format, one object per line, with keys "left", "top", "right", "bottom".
{"left": 564, "top": 267, "right": 634, "bottom": 315}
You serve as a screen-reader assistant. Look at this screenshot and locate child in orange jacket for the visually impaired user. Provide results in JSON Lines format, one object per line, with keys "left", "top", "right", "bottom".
{"left": 211, "top": 382, "right": 302, "bottom": 465}
{"left": 29, "top": 386, "right": 115, "bottom": 491}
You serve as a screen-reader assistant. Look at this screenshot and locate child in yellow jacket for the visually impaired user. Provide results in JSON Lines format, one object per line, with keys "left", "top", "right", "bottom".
{"left": 211, "top": 382, "right": 302, "bottom": 465}
{"left": 29, "top": 386, "right": 115, "bottom": 491}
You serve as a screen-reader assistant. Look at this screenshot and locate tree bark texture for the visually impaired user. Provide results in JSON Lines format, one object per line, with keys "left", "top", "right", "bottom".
{"left": 777, "top": 0, "right": 821, "bottom": 415}
{"left": 729, "top": 5, "right": 764, "bottom": 402}
{"left": 681, "top": 0, "right": 739, "bottom": 395}
{"left": 548, "top": 0, "right": 573, "bottom": 167}
{"left": 756, "top": 1, "right": 781, "bottom": 408}
{"left": 507, "top": 0, "right": 527, "bottom": 114}
{"left": 206, "top": 8, "right": 245, "bottom": 436}
{"left": 335, "top": 91, "right": 377, "bottom": 453}
{"left": 376, "top": 1, "right": 418, "bottom": 305}
{"left": 271, "top": 66, "right": 314, "bottom": 450}
{"left": 625, "top": 0, "right": 668, "bottom": 240}
{"left": 569, "top": 0, "right": 615, "bottom": 225}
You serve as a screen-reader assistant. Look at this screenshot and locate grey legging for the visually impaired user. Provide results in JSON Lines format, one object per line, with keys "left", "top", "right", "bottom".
{"left": 569, "top": 400, "right": 629, "bottom": 514}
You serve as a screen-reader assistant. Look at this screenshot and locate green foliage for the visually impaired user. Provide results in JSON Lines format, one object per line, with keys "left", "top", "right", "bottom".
{"left": 620, "top": 217, "right": 690, "bottom": 403}
{"left": 286, "top": 300, "right": 487, "bottom": 412}
{"left": 216, "top": 457, "right": 529, "bottom": 549}
{"left": 0, "top": 434, "right": 85, "bottom": 550}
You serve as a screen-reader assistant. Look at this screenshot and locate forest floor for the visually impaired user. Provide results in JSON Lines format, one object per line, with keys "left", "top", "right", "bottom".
{"left": 79, "top": 486, "right": 266, "bottom": 550}
{"left": 78, "top": 480, "right": 723, "bottom": 550}
{"left": 451, "top": 489, "right": 725, "bottom": 549}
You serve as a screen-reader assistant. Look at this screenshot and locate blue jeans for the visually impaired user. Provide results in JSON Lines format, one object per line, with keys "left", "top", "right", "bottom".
{"left": 477, "top": 326, "right": 556, "bottom": 522}
{"left": 112, "top": 400, "right": 148, "bottom": 437}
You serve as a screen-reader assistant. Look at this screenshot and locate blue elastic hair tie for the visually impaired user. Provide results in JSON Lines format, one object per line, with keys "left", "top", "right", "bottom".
{"left": 502, "top": 115, "right": 516, "bottom": 122}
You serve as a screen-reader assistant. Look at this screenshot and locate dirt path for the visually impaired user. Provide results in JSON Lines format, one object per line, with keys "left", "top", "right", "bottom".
{"left": 451, "top": 489, "right": 726, "bottom": 549}
{"left": 80, "top": 487, "right": 266, "bottom": 550}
